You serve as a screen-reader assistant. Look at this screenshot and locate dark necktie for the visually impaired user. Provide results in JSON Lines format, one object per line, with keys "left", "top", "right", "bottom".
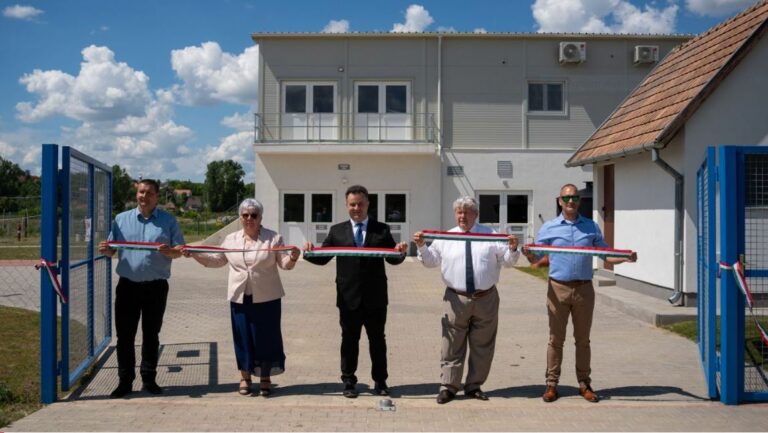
{"left": 465, "top": 240, "right": 475, "bottom": 294}
{"left": 354, "top": 223, "right": 364, "bottom": 247}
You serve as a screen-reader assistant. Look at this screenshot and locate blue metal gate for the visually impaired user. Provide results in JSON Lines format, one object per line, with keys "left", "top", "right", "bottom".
{"left": 697, "top": 145, "right": 768, "bottom": 405}
{"left": 40, "top": 144, "right": 112, "bottom": 403}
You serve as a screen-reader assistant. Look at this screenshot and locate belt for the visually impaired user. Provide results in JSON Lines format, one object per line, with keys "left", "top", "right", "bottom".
{"left": 447, "top": 285, "right": 496, "bottom": 299}
{"left": 549, "top": 277, "right": 592, "bottom": 286}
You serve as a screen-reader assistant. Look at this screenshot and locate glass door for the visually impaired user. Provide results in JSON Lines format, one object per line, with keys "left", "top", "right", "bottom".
{"left": 281, "top": 192, "right": 335, "bottom": 246}
{"left": 367, "top": 192, "right": 408, "bottom": 243}
{"left": 478, "top": 192, "right": 532, "bottom": 242}
{"left": 282, "top": 82, "right": 338, "bottom": 141}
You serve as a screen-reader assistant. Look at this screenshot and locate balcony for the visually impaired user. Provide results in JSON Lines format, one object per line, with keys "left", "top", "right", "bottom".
{"left": 253, "top": 112, "right": 439, "bottom": 155}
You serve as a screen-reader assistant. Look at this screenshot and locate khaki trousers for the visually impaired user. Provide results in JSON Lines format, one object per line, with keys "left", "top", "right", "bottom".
{"left": 440, "top": 287, "right": 499, "bottom": 393}
{"left": 546, "top": 278, "right": 595, "bottom": 386}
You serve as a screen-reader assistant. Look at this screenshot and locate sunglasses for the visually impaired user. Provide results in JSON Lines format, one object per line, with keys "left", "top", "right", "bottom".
{"left": 560, "top": 195, "right": 580, "bottom": 203}
{"left": 241, "top": 213, "right": 261, "bottom": 219}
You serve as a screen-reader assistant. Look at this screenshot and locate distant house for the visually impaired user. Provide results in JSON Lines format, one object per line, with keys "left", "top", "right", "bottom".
{"left": 173, "top": 189, "right": 192, "bottom": 199}
{"left": 162, "top": 201, "right": 177, "bottom": 212}
{"left": 185, "top": 196, "right": 203, "bottom": 211}
{"left": 566, "top": 2, "right": 768, "bottom": 305}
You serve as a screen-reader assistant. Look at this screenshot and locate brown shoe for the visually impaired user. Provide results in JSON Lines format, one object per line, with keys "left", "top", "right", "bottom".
{"left": 579, "top": 384, "right": 599, "bottom": 402}
{"left": 542, "top": 385, "right": 558, "bottom": 402}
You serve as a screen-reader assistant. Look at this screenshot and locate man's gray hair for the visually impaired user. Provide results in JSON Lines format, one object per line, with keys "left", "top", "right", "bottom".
{"left": 238, "top": 198, "right": 264, "bottom": 216}
{"left": 453, "top": 196, "right": 478, "bottom": 213}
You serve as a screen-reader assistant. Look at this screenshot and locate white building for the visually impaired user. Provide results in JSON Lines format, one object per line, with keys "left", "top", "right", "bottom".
{"left": 566, "top": 2, "right": 768, "bottom": 305}
{"left": 251, "top": 31, "right": 689, "bottom": 251}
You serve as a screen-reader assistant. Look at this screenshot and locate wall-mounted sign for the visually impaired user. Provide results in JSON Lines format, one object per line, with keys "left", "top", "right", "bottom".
{"left": 338, "top": 163, "right": 350, "bottom": 170}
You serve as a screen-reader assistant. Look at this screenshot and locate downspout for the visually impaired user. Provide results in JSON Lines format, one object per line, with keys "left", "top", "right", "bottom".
{"left": 437, "top": 35, "right": 444, "bottom": 228}
{"left": 651, "top": 148, "right": 684, "bottom": 306}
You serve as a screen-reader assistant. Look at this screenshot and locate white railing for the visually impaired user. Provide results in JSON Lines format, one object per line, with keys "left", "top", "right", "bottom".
{"left": 254, "top": 112, "right": 437, "bottom": 144}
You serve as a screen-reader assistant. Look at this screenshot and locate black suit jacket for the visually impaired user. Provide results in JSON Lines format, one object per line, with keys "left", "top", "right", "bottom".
{"left": 304, "top": 220, "right": 405, "bottom": 310}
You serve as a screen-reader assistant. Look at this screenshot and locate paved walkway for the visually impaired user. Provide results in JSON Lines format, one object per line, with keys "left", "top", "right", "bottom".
{"left": 7, "top": 259, "right": 768, "bottom": 431}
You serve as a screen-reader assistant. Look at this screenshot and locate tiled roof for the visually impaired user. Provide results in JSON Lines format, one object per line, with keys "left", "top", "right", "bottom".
{"left": 566, "top": 1, "right": 768, "bottom": 167}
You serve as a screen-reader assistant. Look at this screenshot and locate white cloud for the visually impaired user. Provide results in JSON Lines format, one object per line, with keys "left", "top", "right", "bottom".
{"left": 16, "top": 45, "right": 151, "bottom": 123}
{"left": 206, "top": 131, "right": 254, "bottom": 167}
{"left": 322, "top": 19, "right": 350, "bottom": 33}
{"left": 474, "top": 27, "right": 488, "bottom": 33}
{"left": 436, "top": 26, "right": 458, "bottom": 32}
{"left": 391, "top": 4, "right": 434, "bottom": 32}
{"left": 0, "top": 140, "right": 17, "bottom": 158}
{"left": 3, "top": 4, "right": 43, "bottom": 20}
{"left": 171, "top": 42, "right": 259, "bottom": 106}
{"left": 532, "top": 0, "right": 678, "bottom": 34}
{"left": 221, "top": 112, "right": 254, "bottom": 131}
{"left": 686, "top": 0, "right": 755, "bottom": 17}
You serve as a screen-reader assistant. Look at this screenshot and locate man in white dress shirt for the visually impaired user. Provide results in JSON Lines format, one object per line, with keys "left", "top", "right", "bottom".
{"left": 414, "top": 196, "right": 520, "bottom": 404}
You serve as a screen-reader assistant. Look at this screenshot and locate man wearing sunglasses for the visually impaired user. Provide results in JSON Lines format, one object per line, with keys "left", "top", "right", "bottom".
{"left": 522, "top": 183, "right": 637, "bottom": 404}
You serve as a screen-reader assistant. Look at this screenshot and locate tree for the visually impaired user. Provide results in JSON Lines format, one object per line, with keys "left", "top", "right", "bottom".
{"left": 111, "top": 165, "right": 135, "bottom": 213}
{"left": 204, "top": 160, "right": 245, "bottom": 212}
{"left": 0, "top": 156, "right": 37, "bottom": 213}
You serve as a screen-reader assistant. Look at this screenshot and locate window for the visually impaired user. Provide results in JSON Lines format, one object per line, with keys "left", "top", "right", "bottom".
{"left": 385, "top": 194, "right": 406, "bottom": 222}
{"left": 282, "top": 82, "right": 337, "bottom": 114}
{"left": 311, "top": 194, "right": 333, "bottom": 222}
{"left": 479, "top": 194, "right": 500, "bottom": 224}
{"left": 283, "top": 194, "right": 305, "bottom": 222}
{"left": 355, "top": 83, "right": 410, "bottom": 114}
{"left": 506, "top": 195, "right": 528, "bottom": 223}
{"left": 367, "top": 193, "right": 379, "bottom": 221}
{"left": 528, "top": 82, "right": 564, "bottom": 113}
{"left": 285, "top": 85, "right": 306, "bottom": 113}
{"left": 357, "top": 85, "right": 379, "bottom": 113}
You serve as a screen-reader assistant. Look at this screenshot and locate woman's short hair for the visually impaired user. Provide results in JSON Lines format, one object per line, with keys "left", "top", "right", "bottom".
{"left": 238, "top": 198, "right": 264, "bottom": 216}
{"left": 453, "top": 196, "right": 478, "bottom": 213}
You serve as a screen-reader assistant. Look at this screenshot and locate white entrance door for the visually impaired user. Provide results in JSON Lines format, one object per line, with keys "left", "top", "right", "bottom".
{"left": 477, "top": 191, "right": 533, "bottom": 242}
{"left": 281, "top": 192, "right": 335, "bottom": 247}
{"left": 367, "top": 192, "right": 409, "bottom": 243}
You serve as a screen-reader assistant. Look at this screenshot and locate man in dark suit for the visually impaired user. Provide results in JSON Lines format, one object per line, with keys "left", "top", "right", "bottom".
{"left": 304, "top": 185, "right": 407, "bottom": 398}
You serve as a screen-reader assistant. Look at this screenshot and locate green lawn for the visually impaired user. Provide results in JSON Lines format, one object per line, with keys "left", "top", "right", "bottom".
{"left": 514, "top": 265, "right": 550, "bottom": 281}
{"left": 0, "top": 306, "right": 42, "bottom": 427}
{"left": 663, "top": 317, "right": 767, "bottom": 367}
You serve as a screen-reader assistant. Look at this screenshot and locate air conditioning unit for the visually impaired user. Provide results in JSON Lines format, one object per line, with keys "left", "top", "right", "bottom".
{"left": 634, "top": 45, "right": 659, "bottom": 64}
{"left": 559, "top": 42, "right": 586, "bottom": 63}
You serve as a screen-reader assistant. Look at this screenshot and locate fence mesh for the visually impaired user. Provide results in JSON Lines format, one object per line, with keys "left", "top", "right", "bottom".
{"left": 744, "top": 153, "right": 768, "bottom": 393}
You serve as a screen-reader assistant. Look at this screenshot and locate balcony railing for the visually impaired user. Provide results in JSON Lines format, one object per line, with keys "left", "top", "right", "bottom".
{"left": 254, "top": 112, "right": 438, "bottom": 144}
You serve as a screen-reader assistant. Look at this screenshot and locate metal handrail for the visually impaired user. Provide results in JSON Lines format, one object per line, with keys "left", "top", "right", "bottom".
{"left": 254, "top": 112, "right": 438, "bottom": 144}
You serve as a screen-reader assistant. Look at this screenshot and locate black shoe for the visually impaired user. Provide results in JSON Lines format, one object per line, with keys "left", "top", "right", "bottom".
{"left": 373, "top": 381, "right": 390, "bottom": 396}
{"left": 343, "top": 382, "right": 358, "bottom": 398}
{"left": 465, "top": 388, "right": 489, "bottom": 401}
{"left": 110, "top": 382, "right": 133, "bottom": 399}
{"left": 436, "top": 389, "right": 455, "bottom": 404}
{"left": 142, "top": 381, "right": 163, "bottom": 395}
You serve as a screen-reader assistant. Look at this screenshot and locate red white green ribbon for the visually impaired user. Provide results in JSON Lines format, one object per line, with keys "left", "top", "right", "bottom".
{"left": 525, "top": 244, "right": 635, "bottom": 259}
{"left": 422, "top": 230, "right": 509, "bottom": 242}
{"left": 304, "top": 247, "right": 403, "bottom": 259}
{"left": 107, "top": 241, "right": 163, "bottom": 251}
{"left": 37, "top": 259, "right": 68, "bottom": 304}
{"left": 181, "top": 245, "right": 297, "bottom": 254}
{"left": 719, "top": 261, "right": 768, "bottom": 346}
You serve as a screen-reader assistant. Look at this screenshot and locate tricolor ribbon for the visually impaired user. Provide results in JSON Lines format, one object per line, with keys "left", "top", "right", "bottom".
{"left": 107, "top": 241, "right": 163, "bottom": 251}
{"left": 181, "top": 245, "right": 297, "bottom": 254}
{"left": 36, "top": 259, "right": 68, "bottom": 304}
{"left": 303, "top": 247, "right": 403, "bottom": 259}
{"left": 525, "top": 244, "right": 635, "bottom": 259}
{"left": 422, "top": 230, "right": 510, "bottom": 242}
{"left": 719, "top": 261, "right": 768, "bottom": 346}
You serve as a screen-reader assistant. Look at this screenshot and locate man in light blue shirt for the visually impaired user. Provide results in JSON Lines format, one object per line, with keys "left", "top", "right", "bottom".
{"left": 98, "top": 179, "right": 184, "bottom": 398}
{"left": 523, "top": 183, "right": 636, "bottom": 404}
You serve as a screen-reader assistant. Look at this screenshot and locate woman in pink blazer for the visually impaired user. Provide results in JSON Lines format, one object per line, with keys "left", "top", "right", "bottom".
{"left": 184, "top": 198, "right": 300, "bottom": 396}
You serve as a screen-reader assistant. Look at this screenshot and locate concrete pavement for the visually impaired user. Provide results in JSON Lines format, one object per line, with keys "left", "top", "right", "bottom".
{"left": 6, "top": 259, "right": 768, "bottom": 431}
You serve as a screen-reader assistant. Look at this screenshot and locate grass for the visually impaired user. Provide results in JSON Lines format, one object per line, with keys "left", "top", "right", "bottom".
{"left": 663, "top": 317, "right": 767, "bottom": 367}
{"left": 0, "top": 306, "right": 43, "bottom": 427}
{"left": 514, "top": 265, "right": 550, "bottom": 281}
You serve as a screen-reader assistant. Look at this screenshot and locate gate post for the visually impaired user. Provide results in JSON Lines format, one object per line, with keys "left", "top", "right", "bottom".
{"left": 40, "top": 144, "right": 58, "bottom": 404}
{"left": 719, "top": 145, "right": 745, "bottom": 405}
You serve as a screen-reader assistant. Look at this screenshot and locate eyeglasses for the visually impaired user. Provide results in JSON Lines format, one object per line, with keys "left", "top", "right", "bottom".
{"left": 560, "top": 195, "right": 580, "bottom": 203}
{"left": 241, "top": 213, "right": 261, "bottom": 219}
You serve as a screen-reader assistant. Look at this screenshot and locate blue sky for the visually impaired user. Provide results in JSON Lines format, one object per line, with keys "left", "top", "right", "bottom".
{"left": 0, "top": 0, "right": 756, "bottom": 181}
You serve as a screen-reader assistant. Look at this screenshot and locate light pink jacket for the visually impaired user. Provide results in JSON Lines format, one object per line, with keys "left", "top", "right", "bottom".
{"left": 194, "top": 228, "right": 295, "bottom": 304}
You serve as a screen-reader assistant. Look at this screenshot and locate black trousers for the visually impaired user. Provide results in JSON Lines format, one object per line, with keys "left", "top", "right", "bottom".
{"left": 115, "top": 277, "right": 169, "bottom": 383}
{"left": 338, "top": 306, "right": 388, "bottom": 384}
